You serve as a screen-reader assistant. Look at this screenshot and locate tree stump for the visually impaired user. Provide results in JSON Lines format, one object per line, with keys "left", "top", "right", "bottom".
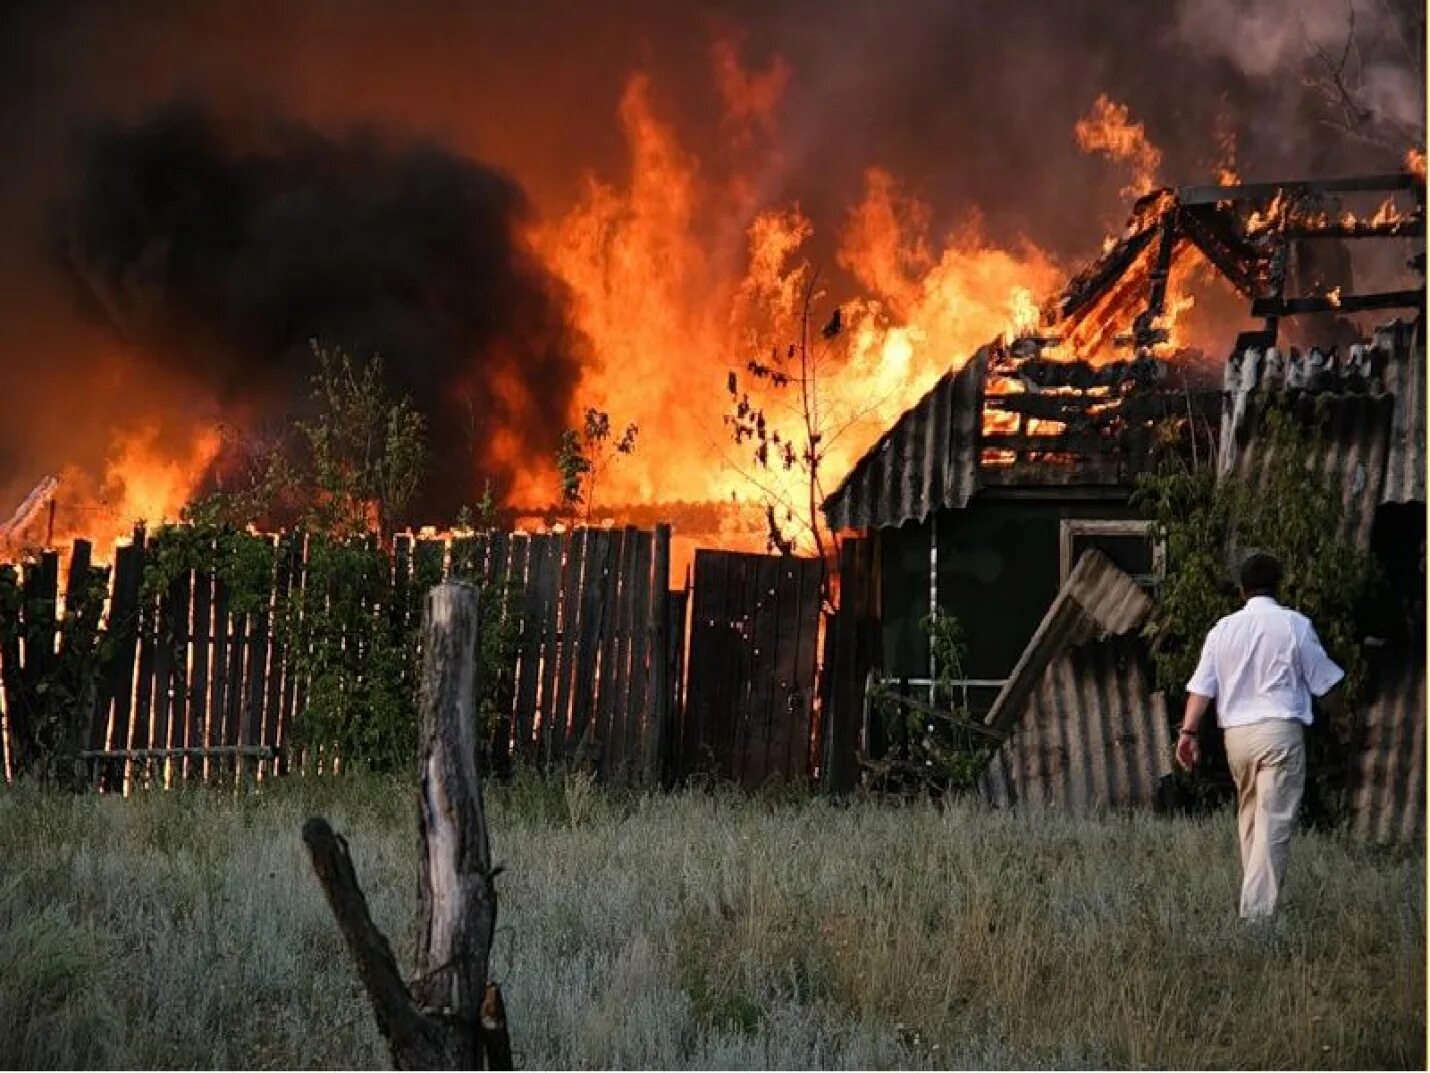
{"left": 302, "top": 581, "right": 511, "bottom": 1070}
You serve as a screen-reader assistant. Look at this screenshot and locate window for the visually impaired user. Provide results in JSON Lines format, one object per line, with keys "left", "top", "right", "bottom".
{"left": 1059, "top": 519, "right": 1164, "bottom": 589}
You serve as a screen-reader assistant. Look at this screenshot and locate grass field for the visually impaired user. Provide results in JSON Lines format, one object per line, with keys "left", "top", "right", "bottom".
{"left": 0, "top": 774, "right": 1423, "bottom": 1069}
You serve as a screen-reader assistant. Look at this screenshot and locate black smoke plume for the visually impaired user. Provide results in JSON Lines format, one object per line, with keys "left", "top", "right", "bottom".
{"left": 53, "top": 104, "right": 585, "bottom": 517}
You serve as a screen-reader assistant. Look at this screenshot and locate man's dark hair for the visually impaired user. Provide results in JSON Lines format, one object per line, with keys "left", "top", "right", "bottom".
{"left": 1239, "top": 551, "right": 1282, "bottom": 596}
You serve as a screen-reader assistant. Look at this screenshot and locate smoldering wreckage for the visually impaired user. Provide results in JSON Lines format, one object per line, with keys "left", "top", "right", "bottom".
{"left": 0, "top": 160, "right": 1422, "bottom": 847}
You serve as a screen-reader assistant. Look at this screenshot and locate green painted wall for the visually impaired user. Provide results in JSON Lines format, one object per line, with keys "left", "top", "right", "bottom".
{"left": 880, "top": 496, "right": 1141, "bottom": 680}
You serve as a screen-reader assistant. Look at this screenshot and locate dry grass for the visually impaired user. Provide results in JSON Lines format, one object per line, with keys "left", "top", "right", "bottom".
{"left": 0, "top": 774, "right": 1422, "bottom": 1069}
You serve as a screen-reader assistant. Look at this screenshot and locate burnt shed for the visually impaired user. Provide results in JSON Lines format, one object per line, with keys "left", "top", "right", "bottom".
{"left": 822, "top": 340, "right": 1218, "bottom": 710}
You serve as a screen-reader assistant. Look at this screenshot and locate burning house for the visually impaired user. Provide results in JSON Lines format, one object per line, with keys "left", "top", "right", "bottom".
{"left": 822, "top": 171, "right": 1426, "bottom": 836}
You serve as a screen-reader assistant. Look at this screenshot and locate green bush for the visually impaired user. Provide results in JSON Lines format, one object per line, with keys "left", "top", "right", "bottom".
{"left": 1133, "top": 406, "right": 1379, "bottom": 822}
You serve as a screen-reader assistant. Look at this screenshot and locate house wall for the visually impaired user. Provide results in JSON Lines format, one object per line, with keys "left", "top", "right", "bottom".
{"left": 880, "top": 493, "right": 1143, "bottom": 683}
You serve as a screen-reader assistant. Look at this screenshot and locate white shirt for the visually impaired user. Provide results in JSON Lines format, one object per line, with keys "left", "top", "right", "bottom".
{"left": 1186, "top": 596, "right": 1345, "bottom": 727}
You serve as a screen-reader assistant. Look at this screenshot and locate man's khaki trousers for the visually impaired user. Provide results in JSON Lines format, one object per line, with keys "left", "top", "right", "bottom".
{"left": 1223, "top": 719, "right": 1306, "bottom": 919}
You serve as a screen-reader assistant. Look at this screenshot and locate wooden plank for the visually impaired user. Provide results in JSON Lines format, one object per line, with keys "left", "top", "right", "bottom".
{"left": 790, "top": 559, "right": 823, "bottom": 780}
{"left": 824, "top": 539, "right": 866, "bottom": 793}
{"left": 167, "top": 569, "right": 192, "bottom": 782}
{"left": 1251, "top": 289, "right": 1423, "bottom": 317}
{"left": 210, "top": 576, "right": 231, "bottom": 756}
{"left": 623, "top": 531, "right": 653, "bottom": 783}
{"left": 640, "top": 526, "right": 667, "bottom": 786}
{"left": 682, "top": 552, "right": 714, "bottom": 775}
{"left": 275, "top": 533, "right": 307, "bottom": 774}
{"left": 549, "top": 530, "right": 586, "bottom": 764}
{"left": 595, "top": 528, "right": 632, "bottom": 779}
{"left": 1178, "top": 171, "right": 1419, "bottom": 205}
{"left": 0, "top": 563, "right": 22, "bottom": 775}
{"left": 101, "top": 532, "right": 146, "bottom": 787}
{"left": 513, "top": 533, "right": 551, "bottom": 762}
{"left": 535, "top": 534, "right": 564, "bottom": 764}
{"left": 134, "top": 546, "right": 165, "bottom": 784}
{"left": 225, "top": 611, "right": 250, "bottom": 764}
{"left": 187, "top": 562, "right": 213, "bottom": 780}
{"left": 568, "top": 530, "right": 612, "bottom": 758}
{"left": 242, "top": 593, "right": 271, "bottom": 775}
{"left": 741, "top": 556, "right": 781, "bottom": 787}
{"left": 729, "top": 555, "right": 762, "bottom": 783}
{"left": 9, "top": 553, "right": 58, "bottom": 775}
{"left": 260, "top": 535, "right": 292, "bottom": 776}
{"left": 665, "top": 583, "right": 688, "bottom": 782}
{"left": 392, "top": 533, "right": 414, "bottom": 641}
{"left": 489, "top": 533, "right": 526, "bottom": 778}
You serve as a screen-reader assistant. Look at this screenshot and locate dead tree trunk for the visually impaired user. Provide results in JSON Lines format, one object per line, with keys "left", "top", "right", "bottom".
{"left": 302, "top": 580, "right": 510, "bottom": 1070}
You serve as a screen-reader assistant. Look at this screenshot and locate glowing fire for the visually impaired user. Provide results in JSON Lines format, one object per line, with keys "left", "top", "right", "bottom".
{"left": 535, "top": 64, "right": 1061, "bottom": 543}
{"left": 4, "top": 51, "right": 1278, "bottom": 565}
{"left": 41, "top": 425, "right": 223, "bottom": 554}
{"left": 1074, "top": 94, "right": 1163, "bottom": 198}
{"left": 1408, "top": 148, "right": 1427, "bottom": 182}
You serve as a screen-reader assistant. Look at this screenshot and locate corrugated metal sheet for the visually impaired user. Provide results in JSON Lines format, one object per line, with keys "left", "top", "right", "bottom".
{"left": 822, "top": 348, "right": 987, "bottom": 532}
{"left": 984, "top": 547, "right": 1152, "bottom": 733}
{"left": 1218, "top": 316, "right": 1425, "bottom": 545}
{"left": 979, "top": 636, "right": 1173, "bottom": 814}
{"left": 978, "top": 549, "right": 1172, "bottom": 815}
{"left": 1350, "top": 656, "right": 1426, "bottom": 844}
{"left": 1380, "top": 317, "right": 1425, "bottom": 504}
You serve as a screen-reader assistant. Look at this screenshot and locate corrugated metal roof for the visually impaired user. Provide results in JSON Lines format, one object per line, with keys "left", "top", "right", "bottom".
{"left": 1350, "top": 656, "right": 1425, "bottom": 844}
{"left": 979, "top": 636, "right": 1173, "bottom": 814}
{"left": 984, "top": 547, "right": 1153, "bottom": 733}
{"left": 1217, "top": 317, "right": 1425, "bottom": 545}
{"left": 822, "top": 348, "right": 987, "bottom": 532}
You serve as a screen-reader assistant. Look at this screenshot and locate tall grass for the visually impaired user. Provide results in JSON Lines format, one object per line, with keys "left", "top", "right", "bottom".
{"left": 0, "top": 774, "right": 1422, "bottom": 1069}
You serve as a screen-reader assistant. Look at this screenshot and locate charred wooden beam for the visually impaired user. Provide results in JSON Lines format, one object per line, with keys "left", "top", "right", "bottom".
{"left": 1250, "top": 289, "right": 1424, "bottom": 317}
{"left": 1279, "top": 219, "right": 1426, "bottom": 240}
{"left": 1053, "top": 227, "right": 1157, "bottom": 320}
{"left": 1177, "top": 205, "right": 1266, "bottom": 297}
{"left": 1179, "top": 172, "right": 1421, "bottom": 206}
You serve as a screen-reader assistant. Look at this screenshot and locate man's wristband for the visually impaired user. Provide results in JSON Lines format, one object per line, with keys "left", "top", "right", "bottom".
{"left": 1178, "top": 728, "right": 1197, "bottom": 738}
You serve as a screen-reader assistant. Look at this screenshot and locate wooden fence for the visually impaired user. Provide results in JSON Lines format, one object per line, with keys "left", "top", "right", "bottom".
{"left": 683, "top": 549, "right": 824, "bottom": 787}
{"left": 0, "top": 525, "right": 687, "bottom": 787}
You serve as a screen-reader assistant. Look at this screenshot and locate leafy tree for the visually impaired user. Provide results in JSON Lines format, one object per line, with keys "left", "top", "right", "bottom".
{"left": 556, "top": 407, "right": 638, "bottom": 522}
{"left": 298, "top": 342, "right": 428, "bottom": 543}
{"left": 725, "top": 276, "right": 842, "bottom": 572}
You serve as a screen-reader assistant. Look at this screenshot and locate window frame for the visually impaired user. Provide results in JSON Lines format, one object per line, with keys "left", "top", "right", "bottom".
{"left": 1058, "top": 518, "right": 1165, "bottom": 588}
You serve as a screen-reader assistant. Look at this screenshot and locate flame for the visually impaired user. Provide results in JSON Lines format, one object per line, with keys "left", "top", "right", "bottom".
{"left": 1408, "top": 148, "right": 1427, "bottom": 182}
{"left": 39, "top": 424, "right": 223, "bottom": 557}
{"left": 9, "top": 49, "right": 1271, "bottom": 569}
{"left": 535, "top": 66, "right": 1060, "bottom": 550}
{"left": 1074, "top": 94, "right": 1162, "bottom": 197}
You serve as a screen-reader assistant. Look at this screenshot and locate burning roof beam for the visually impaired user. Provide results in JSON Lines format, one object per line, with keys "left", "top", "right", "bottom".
{"left": 1178, "top": 172, "right": 1421, "bottom": 205}
{"left": 1251, "top": 290, "right": 1425, "bottom": 317}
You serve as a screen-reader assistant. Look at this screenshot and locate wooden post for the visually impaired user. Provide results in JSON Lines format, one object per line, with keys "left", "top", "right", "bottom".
{"left": 302, "top": 581, "right": 510, "bottom": 1070}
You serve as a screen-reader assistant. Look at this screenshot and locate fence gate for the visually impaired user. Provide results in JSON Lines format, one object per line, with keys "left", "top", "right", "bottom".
{"left": 682, "top": 549, "right": 822, "bottom": 787}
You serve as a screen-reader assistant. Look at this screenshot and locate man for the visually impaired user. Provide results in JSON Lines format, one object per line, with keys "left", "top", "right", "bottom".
{"left": 1176, "top": 551, "right": 1346, "bottom": 919}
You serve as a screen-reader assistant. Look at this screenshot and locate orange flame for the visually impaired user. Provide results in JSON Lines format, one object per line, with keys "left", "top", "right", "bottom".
{"left": 1075, "top": 94, "right": 1163, "bottom": 197}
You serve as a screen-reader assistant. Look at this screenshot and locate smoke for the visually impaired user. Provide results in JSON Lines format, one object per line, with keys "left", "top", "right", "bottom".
{"left": 1175, "top": 0, "right": 1425, "bottom": 153}
{"left": 0, "top": 0, "right": 1422, "bottom": 531}
{"left": 53, "top": 104, "right": 585, "bottom": 516}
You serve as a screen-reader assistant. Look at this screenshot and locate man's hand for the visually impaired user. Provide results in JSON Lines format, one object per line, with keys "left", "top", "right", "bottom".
{"left": 1177, "top": 692, "right": 1212, "bottom": 772}
{"left": 1175, "top": 730, "right": 1201, "bottom": 772}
